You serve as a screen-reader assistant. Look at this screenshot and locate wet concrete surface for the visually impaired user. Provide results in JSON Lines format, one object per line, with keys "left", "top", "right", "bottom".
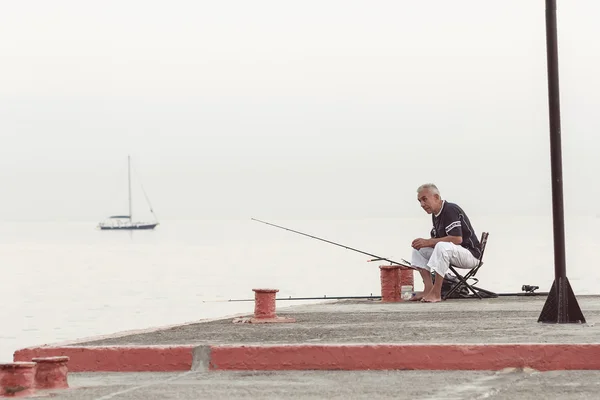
{"left": 75, "top": 296, "right": 600, "bottom": 347}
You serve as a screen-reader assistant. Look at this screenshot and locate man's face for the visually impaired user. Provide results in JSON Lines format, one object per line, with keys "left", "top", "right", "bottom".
{"left": 417, "top": 189, "right": 440, "bottom": 214}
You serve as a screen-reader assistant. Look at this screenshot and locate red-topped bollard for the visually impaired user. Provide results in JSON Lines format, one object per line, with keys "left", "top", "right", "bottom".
{"left": 233, "top": 289, "right": 296, "bottom": 324}
{"left": 0, "top": 362, "right": 36, "bottom": 397}
{"left": 254, "top": 288, "right": 278, "bottom": 319}
{"left": 32, "top": 356, "right": 69, "bottom": 390}
{"left": 379, "top": 265, "right": 401, "bottom": 302}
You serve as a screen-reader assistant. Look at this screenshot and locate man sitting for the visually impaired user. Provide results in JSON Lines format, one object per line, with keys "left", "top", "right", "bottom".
{"left": 409, "top": 183, "right": 481, "bottom": 303}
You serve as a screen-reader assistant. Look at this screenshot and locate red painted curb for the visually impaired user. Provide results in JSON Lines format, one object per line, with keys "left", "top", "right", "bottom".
{"left": 208, "top": 344, "right": 600, "bottom": 371}
{"left": 13, "top": 344, "right": 600, "bottom": 372}
{"left": 14, "top": 346, "right": 194, "bottom": 372}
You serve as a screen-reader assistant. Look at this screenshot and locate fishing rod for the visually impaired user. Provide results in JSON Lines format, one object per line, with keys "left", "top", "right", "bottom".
{"left": 251, "top": 218, "right": 417, "bottom": 269}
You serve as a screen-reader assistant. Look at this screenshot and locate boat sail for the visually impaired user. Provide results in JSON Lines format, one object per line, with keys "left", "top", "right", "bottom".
{"left": 98, "top": 156, "right": 159, "bottom": 230}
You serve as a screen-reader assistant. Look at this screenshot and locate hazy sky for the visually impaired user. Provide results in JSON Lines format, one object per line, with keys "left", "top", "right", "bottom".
{"left": 1, "top": 0, "right": 599, "bottom": 221}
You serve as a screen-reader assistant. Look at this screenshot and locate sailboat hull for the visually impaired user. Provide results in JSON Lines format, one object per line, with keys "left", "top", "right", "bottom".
{"left": 99, "top": 223, "right": 159, "bottom": 230}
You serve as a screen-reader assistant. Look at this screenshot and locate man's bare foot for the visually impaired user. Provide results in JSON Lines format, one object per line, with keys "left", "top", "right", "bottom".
{"left": 420, "top": 294, "right": 442, "bottom": 303}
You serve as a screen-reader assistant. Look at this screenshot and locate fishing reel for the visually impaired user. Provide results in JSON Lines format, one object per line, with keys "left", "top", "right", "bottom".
{"left": 522, "top": 285, "right": 539, "bottom": 293}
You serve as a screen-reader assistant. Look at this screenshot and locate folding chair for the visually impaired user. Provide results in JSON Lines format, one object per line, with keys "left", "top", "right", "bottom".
{"left": 441, "top": 232, "right": 497, "bottom": 300}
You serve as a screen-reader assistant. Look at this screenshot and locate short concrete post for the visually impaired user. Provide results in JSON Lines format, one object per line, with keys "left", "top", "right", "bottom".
{"left": 0, "top": 362, "right": 36, "bottom": 398}
{"left": 379, "top": 265, "right": 401, "bottom": 302}
{"left": 32, "top": 356, "right": 69, "bottom": 390}
{"left": 253, "top": 288, "right": 278, "bottom": 319}
{"left": 233, "top": 288, "right": 296, "bottom": 324}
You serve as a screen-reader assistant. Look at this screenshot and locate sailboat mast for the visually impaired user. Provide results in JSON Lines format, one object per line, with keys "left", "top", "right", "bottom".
{"left": 128, "top": 155, "right": 132, "bottom": 221}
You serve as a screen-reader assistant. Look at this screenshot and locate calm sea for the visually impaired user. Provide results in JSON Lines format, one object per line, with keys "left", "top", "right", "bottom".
{"left": 0, "top": 216, "right": 597, "bottom": 362}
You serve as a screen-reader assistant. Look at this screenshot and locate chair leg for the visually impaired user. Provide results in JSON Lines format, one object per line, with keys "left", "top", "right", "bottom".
{"left": 442, "top": 266, "right": 466, "bottom": 299}
{"left": 443, "top": 266, "right": 481, "bottom": 300}
{"left": 461, "top": 280, "right": 483, "bottom": 299}
{"left": 443, "top": 280, "right": 498, "bottom": 300}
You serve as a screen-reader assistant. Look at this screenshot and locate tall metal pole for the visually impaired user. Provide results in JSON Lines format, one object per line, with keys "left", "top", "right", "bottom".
{"left": 538, "top": 0, "right": 585, "bottom": 323}
{"left": 546, "top": 0, "right": 566, "bottom": 283}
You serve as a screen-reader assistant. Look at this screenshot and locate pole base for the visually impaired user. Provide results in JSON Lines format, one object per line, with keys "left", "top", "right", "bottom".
{"left": 538, "top": 277, "right": 586, "bottom": 323}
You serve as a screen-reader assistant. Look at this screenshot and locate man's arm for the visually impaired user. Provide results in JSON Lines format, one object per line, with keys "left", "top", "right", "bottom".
{"left": 412, "top": 235, "right": 461, "bottom": 249}
{"left": 440, "top": 204, "right": 463, "bottom": 245}
{"left": 428, "top": 235, "right": 462, "bottom": 245}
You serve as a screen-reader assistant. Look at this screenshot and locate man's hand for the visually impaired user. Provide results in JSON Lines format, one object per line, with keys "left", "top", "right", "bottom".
{"left": 411, "top": 238, "right": 432, "bottom": 250}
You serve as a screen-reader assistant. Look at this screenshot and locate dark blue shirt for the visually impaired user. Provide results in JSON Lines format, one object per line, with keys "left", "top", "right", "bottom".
{"left": 430, "top": 201, "right": 481, "bottom": 259}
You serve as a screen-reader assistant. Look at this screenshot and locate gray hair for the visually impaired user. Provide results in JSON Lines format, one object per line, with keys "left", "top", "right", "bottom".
{"left": 417, "top": 183, "right": 440, "bottom": 195}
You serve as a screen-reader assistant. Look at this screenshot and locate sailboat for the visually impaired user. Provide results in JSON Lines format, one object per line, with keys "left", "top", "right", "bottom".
{"left": 98, "top": 156, "right": 159, "bottom": 230}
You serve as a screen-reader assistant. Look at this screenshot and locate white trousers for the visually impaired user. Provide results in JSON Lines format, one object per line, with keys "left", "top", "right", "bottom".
{"left": 411, "top": 242, "right": 479, "bottom": 278}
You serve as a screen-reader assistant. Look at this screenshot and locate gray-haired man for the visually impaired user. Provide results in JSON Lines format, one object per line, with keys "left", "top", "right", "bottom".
{"left": 410, "top": 183, "right": 481, "bottom": 303}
